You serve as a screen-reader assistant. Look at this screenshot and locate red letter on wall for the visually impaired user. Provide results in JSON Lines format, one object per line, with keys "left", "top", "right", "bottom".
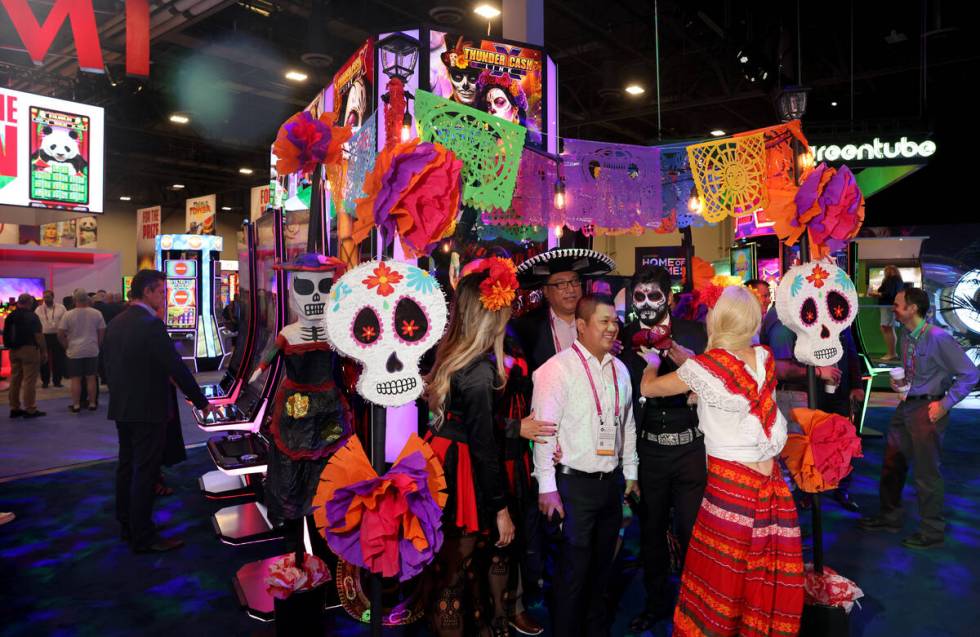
{"left": 1, "top": 0, "right": 104, "bottom": 72}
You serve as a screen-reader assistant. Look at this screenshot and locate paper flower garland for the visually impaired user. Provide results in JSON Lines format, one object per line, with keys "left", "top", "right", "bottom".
{"left": 352, "top": 138, "right": 462, "bottom": 256}
{"left": 314, "top": 434, "right": 447, "bottom": 581}
{"left": 804, "top": 564, "right": 864, "bottom": 613}
{"left": 415, "top": 89, "right": 527, "bottom": 212}
{"left": 273, "top": 110, "right": 352, "bottom": 177}
{"left": 686, "top": 133, "right": 769, "bottom": 223}
{"left": 265, "top": 553, "right": 332, "bottom": 600}
{"left": 780, "top": 408, "right": 863, "bottom": 493}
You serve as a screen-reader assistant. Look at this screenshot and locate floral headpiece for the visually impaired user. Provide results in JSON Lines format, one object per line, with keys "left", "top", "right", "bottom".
{"left": 441, "top": 36, "right": 473, "bottom": 71}
{"left": 478, "top": 71, "right": 528, "bottom": 112}
{"left": 463, "top": 257, "right": 519, "bottom": 312}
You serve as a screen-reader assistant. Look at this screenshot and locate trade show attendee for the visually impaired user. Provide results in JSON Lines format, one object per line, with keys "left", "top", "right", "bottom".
{"left": 103, "top": 269, "right": 213, "bottom": 553}
{"left": 859, "top": 288, "right": 979, "bottom": 549}
{"left": 870, "top": 265, "right": 904, "bottom": 361}
{"left": 423, "top": 266, "right": 518, "bottom": 637}
{"left": 641, "top": 286, "right": 803, "bottom": 637}
{"left": 762, "top": 310, "right": 864, "bottom": 512}
{"left": 532, "top": 294, "right": 638, "bottom": 637}
{"left": 620, "top": 266, "right": 708, "bottom": 632}
{"left": 4, "top": 293, "right": 47, "bottom": 419}
{"left": 35, "top": 290, "right": 66, "bottom": 388}
{"left": 222, "top": 294, "right": 242, "bottom": 347}
{"left": 58, "top": 289, "right": 106, "bottom": 413}
{"left": 512, "top": 248, "right": 616, "bottom": 375}
{"left": 744, "top": 278, "right": 771, "bottom": 315}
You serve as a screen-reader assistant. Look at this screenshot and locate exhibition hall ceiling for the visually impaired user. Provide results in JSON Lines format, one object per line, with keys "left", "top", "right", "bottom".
{"left": 0, "top": 1, "right": 972, "bottom": 214}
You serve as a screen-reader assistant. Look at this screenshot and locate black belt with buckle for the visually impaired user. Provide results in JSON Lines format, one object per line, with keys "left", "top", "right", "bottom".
{"left": 556, "top": 464, "right": 620, "bottom": 480}
{"left": 906, "top": 394, "right": 944, "bottom": 402}
{"left": 640, "top": 427, "right": 702, "bottom": 446}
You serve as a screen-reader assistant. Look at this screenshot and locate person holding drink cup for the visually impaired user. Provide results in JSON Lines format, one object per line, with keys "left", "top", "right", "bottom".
{"left": 859, "top": 288, "right": 979, "bottom": 548}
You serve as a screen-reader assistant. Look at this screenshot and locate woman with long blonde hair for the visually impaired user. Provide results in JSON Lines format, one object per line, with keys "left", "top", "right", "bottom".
{"left": 640, "top": 286, "right": 803, "bottom": 637}
{"left": 423, "top": 258, "right": 530, "bottom": 637}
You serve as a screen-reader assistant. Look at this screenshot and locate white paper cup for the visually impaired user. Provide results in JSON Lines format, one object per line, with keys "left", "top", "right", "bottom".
{"left": 889, "top": 368, "right": 905, "bottom": 382}
{"left": 824, "top": 383, "right": 838, "bottom": 394}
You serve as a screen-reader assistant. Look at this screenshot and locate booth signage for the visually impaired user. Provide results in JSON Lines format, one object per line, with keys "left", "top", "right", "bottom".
{"left": 185, "top": 194, "right": 216, "bottom": 235}
{"left": 811, "top": 137, "right": 936, "bottom": 164}
{"left": 136, "top": 205, "right": 160, "bottom": 270}
{"left": 635, "top": 246, "right": 687, "bottom": 279}
{"left": 1, "top": 0, "right": 150, "bottom": 77}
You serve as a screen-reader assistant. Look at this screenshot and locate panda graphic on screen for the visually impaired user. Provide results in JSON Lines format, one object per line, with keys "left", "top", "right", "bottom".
{"left": 31, "top": 126, "right": 88, "bottom": 176}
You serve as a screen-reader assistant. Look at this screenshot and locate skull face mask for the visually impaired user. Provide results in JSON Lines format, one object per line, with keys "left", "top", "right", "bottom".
{"left": 775, "top": 261, "right": 858, "bottom": 366}
{"left": 290, "top": 271, "right": 333, "bottom": 323}
{"left": 448, "top": 68, "right": 480, "bottom": 105}
{"left": 326, "top": 260, "right": 448, "bottom": 407}
{"left": 633, "top": 282, "right": 669, "bottom": 329}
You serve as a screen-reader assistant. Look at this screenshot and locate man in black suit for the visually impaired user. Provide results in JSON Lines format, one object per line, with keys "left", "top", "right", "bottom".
{"left": 103, "top": 269, "right": 214, "bottom": 553}
{"left": 620, "top": 266, "right": 708, "bottom": 631}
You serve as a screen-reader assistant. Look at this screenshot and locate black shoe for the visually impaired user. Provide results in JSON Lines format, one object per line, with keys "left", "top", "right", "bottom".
{"left": 9, "top": 409, "right": 26, "bottom": 418}
{"left": 23, "top": 410, "right": 46, "bottom": 418}
{"left": 53, "top": 383, "right": 63, "bottom": 388}
{"left": 133, "top": 538, "right": 184, "bottom": 554}
{"left": 88, "top": 402, "right": 98, "bottom": 411}
{"left": 41, "top": 383, "right": 49, "bottom": 389}
{"left": 858, "top": 515, "right": 902, "bottom": 533}
{"left": 902, "top": 533, "right": 944, "bottom": 549}
{"left": 834, "top": 490, "right": 860, "bottom": 513}
{"left": 69, "top": 405, "right": 81, "bottom": 414}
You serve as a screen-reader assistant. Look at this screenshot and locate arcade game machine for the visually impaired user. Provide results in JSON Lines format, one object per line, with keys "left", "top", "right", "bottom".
{"left": 155, "top": 233, "right": 225, "bottom": 376}
{"left": 194, "top": 211, "right": 285, "bottom": 539}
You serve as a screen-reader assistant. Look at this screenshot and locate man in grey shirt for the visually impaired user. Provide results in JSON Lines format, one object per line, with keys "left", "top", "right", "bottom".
{"left": 859, "top": 287, "right": 979, "bottom": 549}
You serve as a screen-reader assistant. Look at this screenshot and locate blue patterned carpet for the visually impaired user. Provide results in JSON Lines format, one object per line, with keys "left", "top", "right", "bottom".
{"left": 1, "top": 406, "right": 977, "bottom": 636}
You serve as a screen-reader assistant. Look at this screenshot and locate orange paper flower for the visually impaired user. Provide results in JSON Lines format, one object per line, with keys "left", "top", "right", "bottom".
{"left": 781, "top": 408, "right": 863, "bottom": 493}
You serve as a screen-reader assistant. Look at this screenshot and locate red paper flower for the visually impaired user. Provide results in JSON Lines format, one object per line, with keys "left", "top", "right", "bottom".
{"left": 806, "top": 264, "right": 829, "bottom": 289}
{"left": 804, "top": 564, "right": 864, "bottom": 613}
{"left": 362, "top": 262, "right": 403, "bottom": 297}
{"left": 461, "top": 257, "right": 519, "bottom": 311}
{"left": 781, "top": 408, "right": 863, "bottom": 492}
{"left": 265, "top": 553, "right": 331, "bottom": 600}
{"left": 273, "top": 111, "right": 351, "bottom": 177}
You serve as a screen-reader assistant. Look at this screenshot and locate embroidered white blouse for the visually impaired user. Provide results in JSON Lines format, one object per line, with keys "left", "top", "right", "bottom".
{"left": 676, "top": 346, "right": 787, "bottom": 463}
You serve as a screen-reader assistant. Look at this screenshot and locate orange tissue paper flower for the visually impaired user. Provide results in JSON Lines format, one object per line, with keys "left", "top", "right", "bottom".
{"left": 781, "top": 408, "right": 863, "bottom": 493}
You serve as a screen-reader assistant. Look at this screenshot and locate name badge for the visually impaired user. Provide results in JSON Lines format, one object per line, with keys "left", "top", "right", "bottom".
{"left": 596, "top": 417, "right": 617, "bottom": 456}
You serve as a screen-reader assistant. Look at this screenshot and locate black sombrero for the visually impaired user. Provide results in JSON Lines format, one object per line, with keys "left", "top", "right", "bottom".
{"left": 516, "top": 248, "right": 616, "bottom": 288}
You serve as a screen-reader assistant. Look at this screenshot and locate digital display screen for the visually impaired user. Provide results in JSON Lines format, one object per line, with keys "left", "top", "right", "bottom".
{"left": 730, "top": 246, "right": 757, "bottom": 282}
{"left": 0, "top": 89, "right": 104, "bottom": 212}
{"left": 0, "top": 277, "right": 45, "bottom": 300}
{"left": 165, "top": 259, "right": 197, "bottom": 278}
{"left": 868, "top": 267, "right": 921, "bottom": 293}
{"left": 166, "top": 278, "right": 197, "bottom": 329}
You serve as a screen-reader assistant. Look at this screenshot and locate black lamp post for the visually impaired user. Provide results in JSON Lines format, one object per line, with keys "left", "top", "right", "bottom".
{"left": 776, "top": 85, "right": 810, "bottom": 122}
{"left": 379, "top": 33, "right": 420, "bottom": 84}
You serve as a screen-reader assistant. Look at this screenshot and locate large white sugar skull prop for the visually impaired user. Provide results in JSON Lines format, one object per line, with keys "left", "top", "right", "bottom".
{"left": 326, "top": 260, "right": 448, "bottom": 406}
{"left": 775, "top": 261, "right": 858, "bottom": 366}
{"left": 289, "top": 271, "right": 334, "bottom": 323}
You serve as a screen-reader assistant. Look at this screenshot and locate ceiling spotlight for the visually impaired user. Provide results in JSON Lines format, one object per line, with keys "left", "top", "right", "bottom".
{"left": 284, "top": 70, "right": 308, "bottom": 82}
{"left": 169, "top": 113, "right": 190, "bottom": 124}
{"left": 172, "top": 184, "right": 185, "bottom": 190}
{"left": 831, "top": 101, "right": 838, "bottom": 107}
{"left": 474, "top": 4, "right": 501, "bottom": 19}
{"left": 221, "top": 206, "right": 232, "bottom": 211}
{"left": 710, "top": 129, "right": 726, "bottom": 137}
{"left": 119, "top": 196, "right": 132, "bottom": 201}
{"left": 624, "top": 84, "right": 645, "bottom": 96}
{"left": 239, "top": 167, "right": 254, "bottom": 175}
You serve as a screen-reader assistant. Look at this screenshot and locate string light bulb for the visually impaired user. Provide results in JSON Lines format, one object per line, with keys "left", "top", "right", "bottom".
{"left": 553, "top": 179, "right": 566, "bottom": 210}
{"left": 688, "top": 194, "right": 702, "bottom": 213}
{"left": 401, "top": 112, "right": 413, "bottom": 142}
{"left": 554, "top": 225, "right": 564, "bottom": 239}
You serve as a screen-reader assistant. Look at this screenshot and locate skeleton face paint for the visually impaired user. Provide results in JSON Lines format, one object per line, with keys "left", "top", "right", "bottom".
{"left": 485, "top": 87, "right": 517, "bottom": 122}
{"left": 449, "top": 68, "right": 480, "bottom": 105}
{"left": 290, "top": 271, "right": 333, "bottom": 323}
{"left": 633, "top": 282, "right": 668, "bottom": 328}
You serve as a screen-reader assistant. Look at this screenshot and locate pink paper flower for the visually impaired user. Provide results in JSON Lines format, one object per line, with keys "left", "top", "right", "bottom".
{"left": 265, "top": 553, "right": 331, "bottom": 600}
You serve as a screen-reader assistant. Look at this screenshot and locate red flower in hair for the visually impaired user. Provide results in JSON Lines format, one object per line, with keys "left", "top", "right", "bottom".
{"left": 464, "top": 257, "right": 519, "bottom": 311}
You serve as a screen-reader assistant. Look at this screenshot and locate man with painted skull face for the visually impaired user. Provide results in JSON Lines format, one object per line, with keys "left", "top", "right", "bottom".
{"left": 619, "top": 265, "right": 709, "bottom": 631}
{"left": 250, "top": 254, "right": 353, "bottom": 539}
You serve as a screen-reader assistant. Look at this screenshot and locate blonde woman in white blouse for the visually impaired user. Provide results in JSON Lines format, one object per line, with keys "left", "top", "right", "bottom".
{"left": 640, "top": 286, "right": 804, "bottom": 637}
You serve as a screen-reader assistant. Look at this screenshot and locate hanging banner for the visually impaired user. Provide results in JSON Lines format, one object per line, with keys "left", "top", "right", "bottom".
{"left": 186, "top": 194, "right": 216, "bottom": 234}
{"left": 249, "top": 184, "right": 270, "bottom": 222}
{"left": 40, "top": 220, "right": 76, "bottom": 247}
{"left": 76, "top": 215, "right": 97, "bottom": 247}
{"left": 333, "top": 38, "right": 374, "bottom": 128}
{"left": 137, "top": 205, "right": 161, "bottom": 270}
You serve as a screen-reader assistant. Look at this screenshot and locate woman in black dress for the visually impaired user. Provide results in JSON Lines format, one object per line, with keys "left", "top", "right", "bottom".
{"left": 423, "top": 262, "right": 522, "bottom": 637}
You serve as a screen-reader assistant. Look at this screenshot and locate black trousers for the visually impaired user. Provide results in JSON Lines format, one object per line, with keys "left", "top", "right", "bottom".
{"left": 636, "top": 436, "right": 706, "bottom": 614}
{"left": 879, "top": 400, "right": 949, "bottom": 539}
{"left": 553, "top": 471, "right": 624, "bottom": 637}
{"left": 115, "top": 420, "right": 167, "bottom": 547}
{"left": 40, "top": 333, "right": 65, "bottom": 385}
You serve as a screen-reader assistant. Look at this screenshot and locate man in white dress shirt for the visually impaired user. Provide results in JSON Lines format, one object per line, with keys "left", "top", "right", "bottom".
{"left": 35, "top": 290, "right": 67, "bottom": 388}
{"left": 532, "top": 294, "right": 639, "bottom": 637}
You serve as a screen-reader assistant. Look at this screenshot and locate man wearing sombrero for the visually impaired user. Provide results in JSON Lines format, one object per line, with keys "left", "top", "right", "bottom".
{"left": 512, "top": 248, "right": 617, "bottom": 376}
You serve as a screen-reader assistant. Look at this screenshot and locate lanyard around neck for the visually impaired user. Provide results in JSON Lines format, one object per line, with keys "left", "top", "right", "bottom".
{"left": 570, "top": 343, "right": 619, "bottom": 423}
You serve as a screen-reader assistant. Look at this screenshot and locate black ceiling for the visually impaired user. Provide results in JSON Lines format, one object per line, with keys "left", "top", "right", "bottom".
{"left": 1, "top": 0, "right": 975, "bottom": 224}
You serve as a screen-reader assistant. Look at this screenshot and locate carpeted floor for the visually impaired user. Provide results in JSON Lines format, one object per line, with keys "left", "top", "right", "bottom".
{"left": 1, "top": 405, "right": 978, "bottom": 636}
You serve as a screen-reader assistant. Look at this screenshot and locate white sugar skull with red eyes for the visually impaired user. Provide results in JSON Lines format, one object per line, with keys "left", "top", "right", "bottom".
{"left": 775, "top": 260, "right": 858, "bottom": 366}
{"left": 326, "top": 260, "right": 448, "bottom": 406}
